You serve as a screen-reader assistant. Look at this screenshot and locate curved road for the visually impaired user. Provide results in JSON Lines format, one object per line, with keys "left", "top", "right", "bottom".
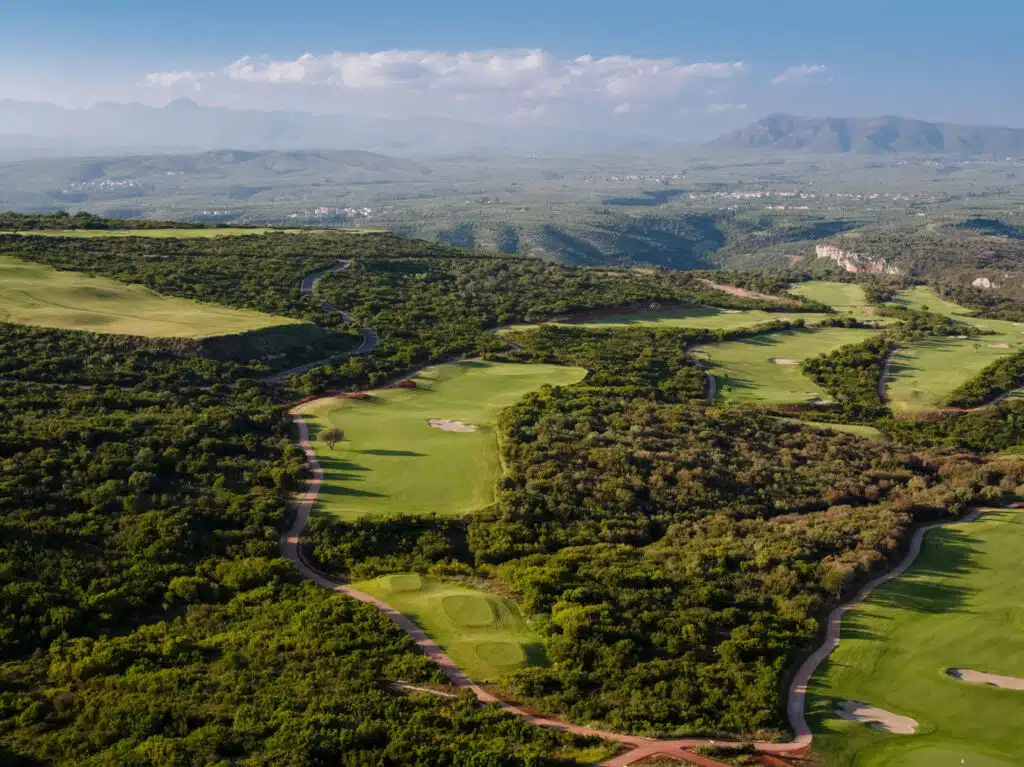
{"left": 283, "top": 390, "right": 1013, "bottom": 765}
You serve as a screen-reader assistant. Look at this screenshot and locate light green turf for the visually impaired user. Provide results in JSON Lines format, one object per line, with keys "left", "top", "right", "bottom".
{"left": 499, "top": 307, "right": 836, "bottom": 333}
{"left": 694, "top": 327, "right": 880, "bottom": 404}
{"left": 354, "top": 574, "right": 548, "bottom": 682}
{"left": 810, "top": 511, "right": 1024, "bottom": 767}
{"left": 0, "top": 255, "right": 299, "bottom": 337}
{"left": 884, "top": 287, "right": 1024, "bottom": 411}
{"left": 0, "top": 227, "right": 380, "bottom": 238}
{"left": 774, "top": 418, "right": 888, "bottom": 441}
{"left": 303, "top": 361, "right": 586, "bottom": 520}
{"left": 790, "top": 281, "right": 870, "bottom": 313}
{"left": 887, "top": 285, "right": 978, "bottom": 317}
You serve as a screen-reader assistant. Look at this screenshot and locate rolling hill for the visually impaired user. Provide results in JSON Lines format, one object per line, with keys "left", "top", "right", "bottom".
{"left": 708, "top": 114, "right": 1024, "bottom": 156}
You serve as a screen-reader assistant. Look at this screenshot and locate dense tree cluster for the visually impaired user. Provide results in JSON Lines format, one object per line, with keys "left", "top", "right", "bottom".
{"left": 946, "top": 351, "right": 1024, "bottom": 408}
{"left": 0, "top": 325, "right": 600, "bottom": 764}
{"left": 801, "top": 336, "right": 894, "bottom": 418}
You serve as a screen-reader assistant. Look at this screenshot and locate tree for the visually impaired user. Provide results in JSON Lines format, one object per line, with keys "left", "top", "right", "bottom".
{"left": 322, "top": 427, "right": 345, "bottom": 449}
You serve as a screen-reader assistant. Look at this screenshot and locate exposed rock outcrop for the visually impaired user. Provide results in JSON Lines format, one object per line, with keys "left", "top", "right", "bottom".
{"left": 971, "top": 276, "right": 999, "bottom": 290}
{"left": 815, "top": 244, "right": 902, "bottom": 275}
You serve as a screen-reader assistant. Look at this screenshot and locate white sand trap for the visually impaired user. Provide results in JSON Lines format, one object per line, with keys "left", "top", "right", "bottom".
{"left": 723, "top": 309, "right": 743, "bottom": 314}
{"left": 989, "top": 343, "right": 1011, "bottom": 348}
{"left": 426, "top": 418, "right": 477, "bottom": 433}
{"left": 954, "top": 335, "right": 969, "bottom": 339}
{"left": 834, "top": 701, "right": 918, "bottom": 734}
{"left": 773, "top": 358, "right": 799, "bottom": 365}
{"left": 947, "top": 668, "right": 1024, "bottom": 691}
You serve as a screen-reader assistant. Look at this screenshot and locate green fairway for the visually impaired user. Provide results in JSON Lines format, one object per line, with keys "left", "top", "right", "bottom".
{"left": 0, "top": 255, "right": 299, "bottom": 337}
{"left": 303, "top": 361, "right": 586, "bottom": 520}
{"left": 888, "top": 286, "right": 977, "bottom": 317}
{"left": 694, "top": 326, "right": 880, "bottom": 404}
{"left": 499, "top": 306, "right": 840, "bottom": 333}
{"left": 810, "top": 511, "right": 1024, "bottom": 767}
{"left": 790, "top": 281, "right": 876, "bottom": 315}
{"left": 774, "top": 418, "right": 888, "bottom": 441}
{"left": 353, "top": 574, "right": 548, "bottom": 682}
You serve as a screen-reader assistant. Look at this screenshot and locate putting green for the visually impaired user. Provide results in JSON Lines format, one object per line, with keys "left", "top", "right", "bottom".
{"left": 884, "top": 287, "right": 1024, "bottom": 410}
{"left": 303, "top": 361, "right": 586, "bottom": 520}
{"left": 810, "top": 511, "right": 1024, "bottom": 766}
{"left": 354, "top": 574, "right": 547, "bottom": 682}
{"left": 0, "top": 255, "right": 299, "bottom": 337}
{"left": 694, "top": 327, "right": 880, "bottom": 404}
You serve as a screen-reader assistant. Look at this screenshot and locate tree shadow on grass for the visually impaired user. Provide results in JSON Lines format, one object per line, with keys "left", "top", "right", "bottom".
{"left": 358, "top": 449, "right": 426, "bottom": 457}
{"left": 865, "top": 528, "right": 983, "bottom": 616}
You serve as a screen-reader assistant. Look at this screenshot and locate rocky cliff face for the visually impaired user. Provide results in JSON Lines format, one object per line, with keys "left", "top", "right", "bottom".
{"left": 815, "top": 244, "right": 903, "bottom": 275}
{"left": 971, "top": 276, "right": 999, "bottom": 290}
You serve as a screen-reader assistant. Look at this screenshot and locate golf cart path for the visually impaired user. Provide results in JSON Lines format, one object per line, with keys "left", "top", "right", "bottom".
{"left": 263, "top": 261, "right": 378, "bottom": 383}
{"left": 877, "top": 346, "right": 897, "bottom": 402}
{"left": 283, "top": 384, "right": 1017, "bottom": 764}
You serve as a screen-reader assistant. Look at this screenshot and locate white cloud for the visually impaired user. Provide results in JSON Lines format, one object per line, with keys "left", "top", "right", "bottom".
{"left": 708, "top": 103, "right": 747, "bottom": 113}
{"left": 142, "top": 71, "right": 209, "bottom": 88}
{"left": 143, "top": 49, "right": 748, "bottom": 126}
{"left": 771, "top": 64, "right": 828, "bottom": 86}
{"left": 209, "top": 48, "right": 742, "bottom": 103}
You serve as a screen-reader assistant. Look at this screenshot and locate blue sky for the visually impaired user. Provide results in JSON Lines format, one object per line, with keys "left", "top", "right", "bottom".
{"left": 2, "top": 0, "right": 1021, "bottom": 136}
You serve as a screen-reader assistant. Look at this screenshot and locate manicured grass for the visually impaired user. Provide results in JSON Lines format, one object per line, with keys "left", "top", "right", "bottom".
{"left": 810, "top": 511, "right": 1024, "bottom": 767}
{"left": 774, "top": 418, "right": 888, "bottom": 442}
{"left": 887, "top": 286, "right": 976, "bottom": 317}
{"left": 353, "top": 574, "right": 548, "bottom": 682}
{"left": 694, "top": 327, "right": 880, "bottom": 404}
{"left": 791, "top": 281, "right": 871, "bottom": 313}
{"left": 499, "top": 307, "right": 836, "bottom": 334}
{"left": 303, "top": 361, "right": 586, "bottom": 520}
{"left": 0, "top": 255, "right": 299, "bottom": 337}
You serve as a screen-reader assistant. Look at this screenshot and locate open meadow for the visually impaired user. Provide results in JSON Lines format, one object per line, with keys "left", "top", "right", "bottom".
{"left": 789, "top": 281, "right": 895, "bottom": 325}
{"left": 353, "top": 574, "right": 547, "bottom": 682}
{"left": 0, "top": 255, "right": 299, "bottom": 337}
{"left": 810, "top": 511, "right": 1024, "bottom": 767}
{"left": 694, "top": 326, "right": 880, "bottom": 404}
{"left": 302, "top": 360, "right": 587, "bottom": 520}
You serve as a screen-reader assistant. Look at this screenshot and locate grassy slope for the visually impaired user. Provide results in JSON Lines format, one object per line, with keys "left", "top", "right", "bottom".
{"left": 885, "top": 287, "right": 1024, "bottom": 410}
{"left": 304, "top": 361, "right": 587, "bottom": 520}
{"left": 810, "top": 511, "right": 1024, "bottom": 767}
{"left": 695, "top": 327, "right": 879, "bottom": 404}
{"left": 789, "top": 281, "right": 893, "bottom": 323}
{"left": 500, "top": 307, "right": 834, "bottom": 333}
{"left": 773, "top": 418, "right": 888, "bottom": 442}
{"left": 353, "top": 574, "right": 547, "bottom": 683}
{"left": 0, "top": 255, "right": 299, "bottom": 337}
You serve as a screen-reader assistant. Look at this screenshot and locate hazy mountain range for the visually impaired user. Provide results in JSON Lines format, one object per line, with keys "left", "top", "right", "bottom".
{"left": 0, "top": 98, "right": 656, "bottom": 159}
{"left": 708, "top": 114, "right": 1024, "bottom": 156}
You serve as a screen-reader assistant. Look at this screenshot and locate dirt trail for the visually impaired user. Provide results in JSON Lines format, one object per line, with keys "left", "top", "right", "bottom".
{"left": 281, "top": 343, "right": 1017, "bottom": 766}
{"left": 697, "top": 278, "right": 788, "bottom": 303}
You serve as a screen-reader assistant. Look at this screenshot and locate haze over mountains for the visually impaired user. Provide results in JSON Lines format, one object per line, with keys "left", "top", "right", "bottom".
{"left": 4, "top": 97, "right": 1024, "bottom": 160}
{"left": 709, "top": 114, "right": 1024, "bottom": 156}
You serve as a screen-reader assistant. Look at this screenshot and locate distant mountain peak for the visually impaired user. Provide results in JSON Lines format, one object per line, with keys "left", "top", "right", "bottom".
{"left": 165, "top": 97, "right": 201, "bottom": 110}
{"left": 708, "top": 114, "right": 1024, "bottom": 156}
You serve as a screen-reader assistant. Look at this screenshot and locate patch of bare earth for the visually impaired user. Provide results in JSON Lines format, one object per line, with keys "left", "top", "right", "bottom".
{"left": 989, "top": 343, "right": 1011, "bottom": 349}
{"left": 426, "top": 418, "right": 477, "bottom": 433}
{"left": 834, "top": 701, "right": 918, "bottom": 734}
{"left": 947, "top": 668, "right": 1024, "bottom": 690}
{"left": 697, "top": 278, "right": 787, "bottom": 302}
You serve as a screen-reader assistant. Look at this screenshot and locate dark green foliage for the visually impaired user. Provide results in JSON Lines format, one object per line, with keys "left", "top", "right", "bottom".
{"left": 946, "top": 351, "right": 1024, "bottom": 408}
{"left": 308, "top": 516, "right": 471, "bottom": 579}
{"left": 802, "top": 336, "right": 893, "bottom": 419}
{"left": 880, "top": 401, "right": 1024, "bottom": 452}
{"left": 0, "top": 211, "right": 225, "bottom": 231}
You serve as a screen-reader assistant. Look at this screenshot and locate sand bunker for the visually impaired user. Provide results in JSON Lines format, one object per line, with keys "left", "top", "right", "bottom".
{"left": 947, "top": 668, "right": 1024, "bottom": 691}
{"left": 954, "top": 335, "right": 969, "bottom": 340}
{"left": 989, "top": 343, "right": 1011, "bottom": 348}
{"left": 773, "top": 358, "right": 799, "bottom": 365}
{"left": 427, "top": 418, "right": 477, "bottom": 433}
{"left": 834, "top": 701, "right": 918, "bottom": 734}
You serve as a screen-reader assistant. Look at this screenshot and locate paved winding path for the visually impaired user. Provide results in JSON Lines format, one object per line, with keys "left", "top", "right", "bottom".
{"left": 280, "top": 300, "right": 1014, "bottom": 764}
{"left": 877, "top": 347, "right": 897, "bottom": 402}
